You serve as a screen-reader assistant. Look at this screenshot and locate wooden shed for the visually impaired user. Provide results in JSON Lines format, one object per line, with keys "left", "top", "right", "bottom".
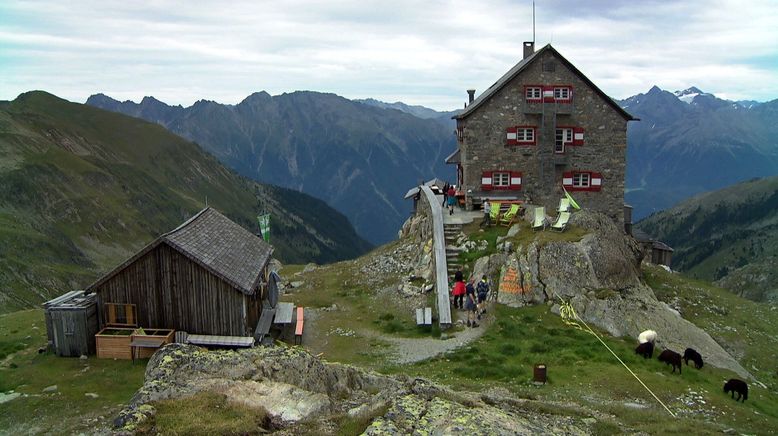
{"left": 633, "top": 229, "right": 674, "bottom": 268}
{"left": 85, "top": 207, "right": 273, "bottom": 337}
{"left": 43, "top": 290, "right": 99, "bottom": 357}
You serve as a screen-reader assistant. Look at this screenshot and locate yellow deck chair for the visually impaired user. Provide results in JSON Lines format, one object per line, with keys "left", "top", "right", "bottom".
{"left": 557, "top": 198, "right": 571, "bottom": 213}
{"left": 489, "top": 202, "right": 501, "bottom": 222}
{"left": 552, "top": 211, "right": 571, "bottom": 232}
{"left": 500, "top": 204, "right": 520, "bottom": 227}
{"left": 532, "top": 207, "right": 546, "bottom": 231}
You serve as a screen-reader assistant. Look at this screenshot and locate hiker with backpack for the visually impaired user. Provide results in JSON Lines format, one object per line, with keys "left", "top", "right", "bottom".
{"left": 476, "top": 275, "right": 490, "bottom": 317}
{"left": 465, "top": 278, "right": 479, "bottom": 327}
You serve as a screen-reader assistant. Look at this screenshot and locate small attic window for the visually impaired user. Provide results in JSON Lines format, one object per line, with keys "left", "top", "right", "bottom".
{"left": 542, "top": 62, "right": 556, "bottom": 72}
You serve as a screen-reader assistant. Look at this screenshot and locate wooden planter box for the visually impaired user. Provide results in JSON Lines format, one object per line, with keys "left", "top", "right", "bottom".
{"left": 131, "top": 329, "right": 174, "bottom": 359}
{"left": 95, "top": 327, "right": 137, "bottom": 359}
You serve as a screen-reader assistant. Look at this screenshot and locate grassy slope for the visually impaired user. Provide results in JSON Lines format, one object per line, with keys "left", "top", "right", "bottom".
{"left": 0, "top": 310, "right": 146, "bottom": 434}
{"left": 282, "top": 223, "right": 778, "bottom": 434}
{"left": 4, "top": 221, "right": 777, "bottom": 434}
{"left": 636, "top": 176, "right": 778, "bottom": 302}
{"left": 0, "top": 91, "right": 371, "bottom": 313}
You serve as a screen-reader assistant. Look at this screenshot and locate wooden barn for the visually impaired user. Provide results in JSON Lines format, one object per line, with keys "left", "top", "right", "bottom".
{"left": 85, "top": 207, "right": 273, "bottom": 337}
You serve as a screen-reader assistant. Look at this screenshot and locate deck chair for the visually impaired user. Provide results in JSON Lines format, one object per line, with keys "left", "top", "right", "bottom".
{"left": 552, "top": 211, "right": 571, "bottom": 232}
{"left": 489, "top": 202, "right": 501, "bottom": 222}
{"left": 500, "top": 204, "right": 520, "bottom": 227}
{"left": 557, "top": 198, "right": 571, "bottom": 213}
{"left": 532, "top": 207, "right": 546, "bottom": 231}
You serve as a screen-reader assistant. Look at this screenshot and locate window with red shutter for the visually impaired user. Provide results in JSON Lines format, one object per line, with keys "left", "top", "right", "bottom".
{"left": 555, "top": 127, "right": 573, "bottom": 153}
{"left": 525, "top": 85, "right": 542, "bottom": 102}
{"left": 563, "top": 171, "right": 603, "bottom": 191}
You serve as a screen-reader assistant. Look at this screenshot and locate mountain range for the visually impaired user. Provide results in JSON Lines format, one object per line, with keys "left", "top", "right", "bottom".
{"left": 636, "top": 175, "right": 778, "bottom": 303}
{"left": 87, "top": 92, "right": 457, "bottom": 245}
{"left": 620, "top": 86, "right": 778, "bottom": 220}
{"left": 0, "top": 91, "right": 371, "bottom": 313}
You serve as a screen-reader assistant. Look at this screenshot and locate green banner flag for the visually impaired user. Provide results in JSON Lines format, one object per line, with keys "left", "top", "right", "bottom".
{"left": 257, "top": 214, "right": 271, "bottom": 242}
{"left": 563, "top": 187, "right": 581, "bottom": 210}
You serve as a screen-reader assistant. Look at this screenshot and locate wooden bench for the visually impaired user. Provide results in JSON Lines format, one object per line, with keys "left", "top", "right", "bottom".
{"left": 254, "top": 307, "right": 276, "bottom": 343}
{"left": 294, "top": 307, "right": 304, "bottom": 345}
{"left": 415, "top": 307, "right": 432, "bottom": 326}
{"left": 130, "top": 337, "right": 167, "bottom": 364}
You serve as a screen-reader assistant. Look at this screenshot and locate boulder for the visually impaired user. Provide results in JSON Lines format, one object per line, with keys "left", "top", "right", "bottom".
{"left": 116, "top": 344, "right": 589, "bottom": 434}
{"left": 494, "top": 210, "right": 749, "bottom": 378}
{"left": 506, "top": 224, "right": 521, "bottom": 238}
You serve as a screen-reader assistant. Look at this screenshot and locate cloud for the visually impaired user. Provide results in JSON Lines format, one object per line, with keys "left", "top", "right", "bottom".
{"left": 0, "top": 0, "right": 776, "bottom": 109}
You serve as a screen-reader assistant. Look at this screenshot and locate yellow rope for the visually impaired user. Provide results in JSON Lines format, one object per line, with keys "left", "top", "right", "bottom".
{"left": 558, "top": 299, "right": 677, "bottom": 418}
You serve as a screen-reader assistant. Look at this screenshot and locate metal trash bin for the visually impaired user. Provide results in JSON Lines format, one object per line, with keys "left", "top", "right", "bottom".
{"left": 533, "top": 363, "right": 547, "bottom": 384}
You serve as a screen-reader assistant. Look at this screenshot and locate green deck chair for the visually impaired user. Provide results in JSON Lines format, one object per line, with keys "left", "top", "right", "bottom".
{"left": 557, "top": 198, "right": 571, "bottom": 213}
{"left": 532, "top": 207, "right": 546, "bottom": 231}
{"left": 489, "top": 202, "right": 501, "bottom": 222}
{"left": 552, "top": 211, "right": 571, "bottom": 232}
{"left": 500, "top": 204, "right": 521, "bottom": 227}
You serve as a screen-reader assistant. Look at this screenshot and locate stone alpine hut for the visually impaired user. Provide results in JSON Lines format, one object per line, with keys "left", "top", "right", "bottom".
{"left": 86, "top": 207, "right": 273, "bottom": 337}
{"left": 449, "top": 42, "right": 637, "bottom": 226}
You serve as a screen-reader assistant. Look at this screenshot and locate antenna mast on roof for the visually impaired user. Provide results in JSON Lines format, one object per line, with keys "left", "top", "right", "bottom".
{"left": 533, "top": 1, "right": 536, "bottom": 43}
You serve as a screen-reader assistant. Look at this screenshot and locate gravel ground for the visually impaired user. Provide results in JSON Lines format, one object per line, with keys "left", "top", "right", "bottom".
{"left": 370, "top": 307, "right": 494, "bottom": 365}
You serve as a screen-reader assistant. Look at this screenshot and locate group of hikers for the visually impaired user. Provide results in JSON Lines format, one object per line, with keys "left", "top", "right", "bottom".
{"left": 441, "top": 182, "right": 457, "bottom": 215}
{"left": 451, "top": 270, "right": 491, "bottom": 327}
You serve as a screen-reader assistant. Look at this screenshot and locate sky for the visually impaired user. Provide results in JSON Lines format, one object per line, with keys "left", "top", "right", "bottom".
{"left": 1, "top": 0, "right": 777, "bottom": 110}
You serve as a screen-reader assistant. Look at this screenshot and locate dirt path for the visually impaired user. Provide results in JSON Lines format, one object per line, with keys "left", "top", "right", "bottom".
{"left": 367, "top": 309, "right": 494, "bottom": 365}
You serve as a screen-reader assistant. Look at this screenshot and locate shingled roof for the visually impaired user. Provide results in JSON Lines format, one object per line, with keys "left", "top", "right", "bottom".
{"left": 87, "top": 208, "right": 273, "bottom": 295}
{"left": 454, "top": 44, "right": 635, "bottom": 121}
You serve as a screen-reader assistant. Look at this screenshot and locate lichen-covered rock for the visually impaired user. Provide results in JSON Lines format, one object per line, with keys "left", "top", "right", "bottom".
{"left": 364, "top": 393, "right": 589, "bottom": 435}
{"left": 116, "top": 345, "right": 593, "bottom": 434}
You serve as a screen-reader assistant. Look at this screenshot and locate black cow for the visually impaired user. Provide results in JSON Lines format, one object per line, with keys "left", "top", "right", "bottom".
{"left": 635, "top": 342, "right": 654, "bottom": 359}
{"left": 724, "top": 379, "right": 748, "bottom": 402}
{"left": 658, "top": 349, "right": 682, "bottom": 374}
{"left": 683, "top": 348, "right": 704, "bottom": 369}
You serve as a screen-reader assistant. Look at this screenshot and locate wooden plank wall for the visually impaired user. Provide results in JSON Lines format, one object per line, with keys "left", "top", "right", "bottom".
{"left": 94, "top": 243, "right": 262, "bottom": 336}
{"left": 47, "top": 305, "right": 99, "bottom": 357}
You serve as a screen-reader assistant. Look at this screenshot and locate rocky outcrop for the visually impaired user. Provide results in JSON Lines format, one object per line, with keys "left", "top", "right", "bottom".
{"left": 398, "top": 213, "right": 435, "bottom": 281}
{"left": 115, "top": 344, "right": 591, "bottom": 434}
{"left": 494, "top": 211, "right": 750, "bottom": 378}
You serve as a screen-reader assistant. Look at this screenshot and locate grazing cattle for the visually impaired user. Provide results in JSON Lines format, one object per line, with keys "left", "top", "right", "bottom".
{"left": 683, "top": 348, "right": 704, "bottom": 369}
{"left": 658, "top": 349, "right": 682, "bottom": 374}
{"left": 724, "top": 379, "right": 748, "bottom": 402}
{"left": 635, "top": 342, "right": 654, "bottom": 359}
{"left": 638, "top": 330, "right": 657, "bottom": 344}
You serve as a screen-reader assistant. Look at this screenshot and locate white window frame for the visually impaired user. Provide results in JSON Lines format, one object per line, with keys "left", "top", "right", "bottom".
{"left": 554, "top": 87, "right": 571, "bottom": 101}
{"left": 525, "top": 87, "right": 542, "bottom": 100}
{"left": 516, "top": 127, "right": 534, "bottom": 143}
{"left": 555, "top": 128, "right": 573, "bottom": 153}
{"left": 493, "top": 172, "right": 510, "bottom": 188}
{"left": 572, "top": 172, "right": 590, "bottom": 188}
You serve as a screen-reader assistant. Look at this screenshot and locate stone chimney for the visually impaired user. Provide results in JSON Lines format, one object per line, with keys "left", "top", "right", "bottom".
{"left": 523, "top": 41, "right": 535, "bottom": 59}
{"left": 467, "top": 89, "right": 475, "bottom": 104}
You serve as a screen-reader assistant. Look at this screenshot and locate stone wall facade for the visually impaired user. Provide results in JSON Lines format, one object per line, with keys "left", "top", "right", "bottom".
{"left": 456, "top": 47, "right": 630, "bottom": 227}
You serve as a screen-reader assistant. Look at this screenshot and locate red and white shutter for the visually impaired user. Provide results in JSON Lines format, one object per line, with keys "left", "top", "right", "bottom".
{"left": 482, "top": 171, "right": 494, "bottom": 191}
{"left": 562, "top": 171, "right": 574, "bottom": 190}
{"left": 509, "top": 171, "right": 522, "bottom": 190}
{"left": 590, "top": 172, "right": 602, "bottom": 191}
{"left": 543, "top": 86, "right": 555, "bottom": 103}
{"left": 573, "top": 127, "right": 585, "bottom": 145}
{"left": 506, "top": 127, "right": 518, "bottom": 146}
